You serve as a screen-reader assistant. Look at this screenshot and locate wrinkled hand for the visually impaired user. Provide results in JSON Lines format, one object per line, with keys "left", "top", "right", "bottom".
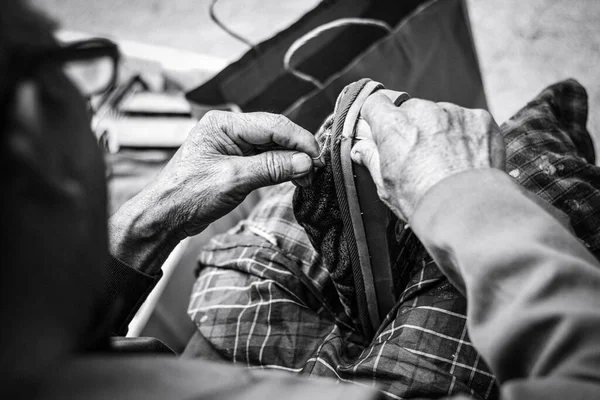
{"left": 110, "top": 111, "right": 321, "bottom": 274}
{"left": 154, "top": 111, "right": 322, "bottom": 236}
{"left": 350, "top": 93, "right": 505, "bottom": 221}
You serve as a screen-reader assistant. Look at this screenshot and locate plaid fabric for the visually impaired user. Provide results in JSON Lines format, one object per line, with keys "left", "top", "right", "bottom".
{"left": 188, "top": 183, "right": 495, "bottom": 399}
{"left": 188, "top": 79, "right": 597, "bottom": 399}
{"left": 503, "top": 79, "right": 600, "bottom": 258}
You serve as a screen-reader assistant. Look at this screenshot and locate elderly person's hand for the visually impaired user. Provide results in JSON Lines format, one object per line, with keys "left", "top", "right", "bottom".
{"left": 350, "top": 93, "right": 505, "bottom": 222}
{"left": 110, "top": 111, "right": 322, "bottom": 274}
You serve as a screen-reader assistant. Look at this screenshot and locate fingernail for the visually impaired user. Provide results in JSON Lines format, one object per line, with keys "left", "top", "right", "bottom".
{"left": 294, "top": 175, "right": 310, "bottom": 187}
{"left": 292, "top": 153, "right": 312, "bottom": 177}
{"left": 313, "top": 156, "right": 326, "bottom": 168}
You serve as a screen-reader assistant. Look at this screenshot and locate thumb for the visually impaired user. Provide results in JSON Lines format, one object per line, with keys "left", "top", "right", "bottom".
{"left": 237, "top": 150, "right": 313, "bottom": 191}
{"left": 351, "top": 139, "right": 385, "bottom": 193}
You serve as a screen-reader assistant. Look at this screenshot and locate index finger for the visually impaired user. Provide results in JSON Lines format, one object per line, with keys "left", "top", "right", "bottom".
{"left": 224, "top": 112, "right": 321, "bottom": 159}
{"left": 360, "top": 91, "right": 408, "bottom": 145}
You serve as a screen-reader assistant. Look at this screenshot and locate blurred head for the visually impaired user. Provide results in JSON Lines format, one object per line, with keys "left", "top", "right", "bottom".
{"left": 1, "top": 0, "right": 109, "bottom": 393}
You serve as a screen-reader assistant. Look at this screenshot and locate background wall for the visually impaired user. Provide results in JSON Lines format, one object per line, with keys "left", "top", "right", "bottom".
{"left": 468, "top": 0, "right": 600, "bottom": 152}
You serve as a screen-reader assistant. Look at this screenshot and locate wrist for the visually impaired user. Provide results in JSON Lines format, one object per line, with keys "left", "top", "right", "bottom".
{"left": 109, "top": 183, "right": 184, "bottom": 275}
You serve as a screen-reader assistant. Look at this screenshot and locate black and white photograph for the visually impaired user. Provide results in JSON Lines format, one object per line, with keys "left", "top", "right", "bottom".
{"left": 2, "top": 0, "right": 599, "bottom": 398}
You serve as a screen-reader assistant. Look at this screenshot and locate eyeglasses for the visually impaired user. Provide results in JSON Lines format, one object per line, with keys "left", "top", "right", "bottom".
{"left": 38, "top": 38, "right": 121, "bottom": 157}
{"left": 40, "top": 37, "right": 120, "bottom": 98}
{"left": 0, "top": 37, "right": 120, "bottom": 127}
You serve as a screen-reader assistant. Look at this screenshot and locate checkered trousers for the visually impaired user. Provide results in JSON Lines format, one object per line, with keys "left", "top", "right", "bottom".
{"left": 188, "top": 79, "right": 598, "bottom": 400}
{"left": 188, "top": 184, "right": 497, "bottom": 400}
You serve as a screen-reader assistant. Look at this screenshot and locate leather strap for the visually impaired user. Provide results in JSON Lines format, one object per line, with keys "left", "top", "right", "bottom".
{"left": 330, "top": 79, "right": 409, "bottom": 338}
{"left": 330, "top": 79, "right": 373, "bottom": 337}
{"left": 339, "top": 81, "right": 384, "bottom": 332}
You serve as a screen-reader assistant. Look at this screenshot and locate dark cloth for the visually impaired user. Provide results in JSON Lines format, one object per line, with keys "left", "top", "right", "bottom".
{"left": 103, "top": 255, "right": 161, "bottom": 336}
{"left": 109, "top": 336, "right": 175, "bottom": 354}
{"left": 186, "top": 79, "right": 599, "bottom": 399}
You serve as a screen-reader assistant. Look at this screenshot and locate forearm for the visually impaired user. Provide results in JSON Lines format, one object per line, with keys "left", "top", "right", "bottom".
{"left": 109, "top": 180, "right": 187, "bottom": 276}
{"left": 411, "top": 169, "right": 600, "bottom": 398}
{"left": 104, "top": 181, "right": 188, "bottom": 334}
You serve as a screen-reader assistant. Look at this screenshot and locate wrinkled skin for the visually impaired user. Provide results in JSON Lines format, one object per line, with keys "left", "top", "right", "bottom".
{"left": 351, "top": 93, "right": 506, "bottom": 221}
{"left": 109, "top": 111, "right": 323, "bottom": 274}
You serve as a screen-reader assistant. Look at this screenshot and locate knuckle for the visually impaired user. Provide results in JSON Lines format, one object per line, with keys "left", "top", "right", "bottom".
{"left": 203, "top": 110, "right": 225, "bottom": 124}
{"left": 264, "top": 152, "right": 290, "bottom": 182}
{"left": 436, "top": 101, "right": 458, "bottom": 111}
{"left": 378, "top": 110, "right": 405, "bottom": 134}
{"left": 366, "top": 100, "right": 404, "bottom": 130}
{"left": 400, "top": 98, "right": 420, "bottom": 109}
{"left": 436, "top": 101, "right": 462, "bottom": 116}
{"left": 204, "top": 110, "right": 235, "bottom": 131}
{"left": 187, "top": 120, "right": 206, "bottom": 138}
{"left": 264, "top": 113, "right": 291, "bottom": 134}
{"left": 435, "top": 107, "right": 452, "bottom": 124}
{"left": 270, "top": 114, "right": 294, "bottom": 142}
{"left": 271, "top": 113, "right": 292, "bottom": 128}
{"left": 405, "top": 98, "right": 435, "bottom": 112}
